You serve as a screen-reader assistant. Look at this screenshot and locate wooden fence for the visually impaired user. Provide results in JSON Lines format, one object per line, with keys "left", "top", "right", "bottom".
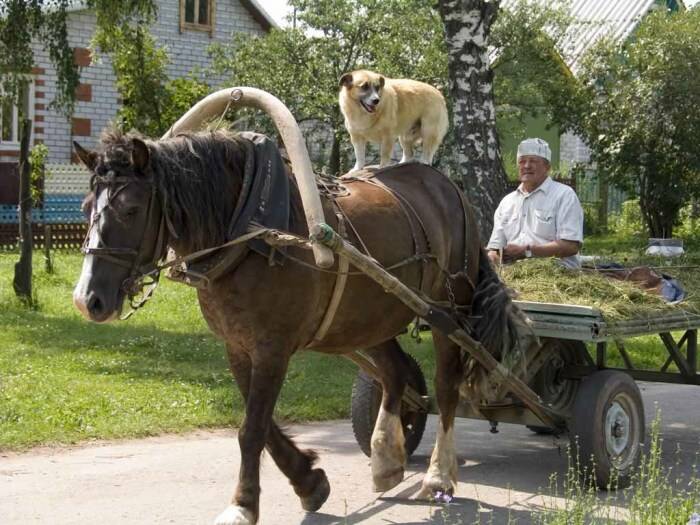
{"left": 0, "top": 163, "right": 89, "bottom": 250}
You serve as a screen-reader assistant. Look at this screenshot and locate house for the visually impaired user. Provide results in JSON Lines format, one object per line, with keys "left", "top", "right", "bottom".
{"left": 0, "top": 0, "right": 276, "bottom": 165}
{"left": 0, "top": 0, "right": 275, "bottom": 246}
{"left": 498, "top": 0, "right": 684, "bottom": 173}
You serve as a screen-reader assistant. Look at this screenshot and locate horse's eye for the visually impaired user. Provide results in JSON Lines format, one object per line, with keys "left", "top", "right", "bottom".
{"left": 122, "top": 206, "right": 140, "bottom": 218}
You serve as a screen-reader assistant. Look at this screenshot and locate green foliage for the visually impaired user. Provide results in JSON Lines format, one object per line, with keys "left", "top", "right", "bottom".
{"left": 608, "top": 199, "right": 647, "bottom": 238}
{"left": 210, "top": 0, "right": 446, "bottom": 174}
{"left": 29, "top": 143, "right": 49, "bottom": 206}
{"left": 535, "top": 416, "right": 700, "bottom": 524}
{"left": 491, "top": 0, "right": 580, "bottom": 143}
{"left": 161, "top": 75, "right": 211, "bottom": 132}
{"left": 0, "top": 1, "right": 158, "bottom": 117}
{"left": 0, "top": 0, "right": 78, "bottom": 116}
{"left": 564, "top": 9, "right": 700, "bottom": 238}
{"left": 94, "top": 24, "right": 169, "bottom": 136}
{"left": 581, "top": 202, "right": 605, "bottom": 236}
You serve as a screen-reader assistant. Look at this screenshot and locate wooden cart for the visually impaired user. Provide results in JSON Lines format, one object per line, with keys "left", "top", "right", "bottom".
{"left": 348, "top": 299, "right": 700, "bottom": 489}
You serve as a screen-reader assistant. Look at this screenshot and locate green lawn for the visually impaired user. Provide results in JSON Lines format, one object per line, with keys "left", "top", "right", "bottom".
{"left": 0, "top": 247, "right": 686, "bottom": 450}
{"left": 0, "top": 252, "right": 436, "bottom": 450}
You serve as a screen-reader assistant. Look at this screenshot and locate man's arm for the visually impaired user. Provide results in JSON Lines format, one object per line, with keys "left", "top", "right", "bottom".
{"left": 500, "top": 239, "right": 579, "bottom": 262}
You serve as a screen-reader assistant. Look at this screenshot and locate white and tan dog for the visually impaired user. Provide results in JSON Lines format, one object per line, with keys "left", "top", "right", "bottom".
{"left": 339, "top": 69, "right": 448, "bottom": 171}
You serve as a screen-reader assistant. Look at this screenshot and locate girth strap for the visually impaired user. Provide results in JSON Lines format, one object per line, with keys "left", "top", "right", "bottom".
{"left": 306, "top": 209, "right": 349, "bottom": 348}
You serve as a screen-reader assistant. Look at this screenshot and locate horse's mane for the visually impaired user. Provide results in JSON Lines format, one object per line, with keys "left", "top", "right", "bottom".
{"left": 99, "top": 129, "right": 248, "bottom": 253}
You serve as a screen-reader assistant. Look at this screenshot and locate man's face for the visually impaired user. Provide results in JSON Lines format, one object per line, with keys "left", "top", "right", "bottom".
{"left": 518, "top": 155, "right": 550, "bottom": 188}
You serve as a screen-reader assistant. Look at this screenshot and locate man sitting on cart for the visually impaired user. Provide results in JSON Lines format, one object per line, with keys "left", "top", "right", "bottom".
{"left": 487, "top": 138, "right": 584, "bottom": 268}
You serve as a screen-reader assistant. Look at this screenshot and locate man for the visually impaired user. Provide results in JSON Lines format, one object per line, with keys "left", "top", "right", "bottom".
{"left": 487, "top": 138, "right": 583, "bottom": 268}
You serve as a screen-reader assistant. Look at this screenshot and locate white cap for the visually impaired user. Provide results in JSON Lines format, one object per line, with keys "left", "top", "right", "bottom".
{"left": 517, "top": 138, "right": 551, "bottom": 163}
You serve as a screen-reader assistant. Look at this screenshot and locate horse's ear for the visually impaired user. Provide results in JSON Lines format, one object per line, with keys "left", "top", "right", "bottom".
{"left": 339, "top": 73, "right": 353, "bottom": 89}
{"left": 131, "top": 138, "right": 150, "bottom": 173}
{"left": 73, "top": 141, "right": 97, "bottom": 171}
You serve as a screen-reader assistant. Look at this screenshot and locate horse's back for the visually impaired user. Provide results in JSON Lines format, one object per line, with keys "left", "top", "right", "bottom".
{"left": 351, "top": 163, "right": 478, "bottom": 277}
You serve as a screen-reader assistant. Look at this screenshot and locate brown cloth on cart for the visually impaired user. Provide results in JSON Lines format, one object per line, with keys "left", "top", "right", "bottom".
{"left": 586, "top": 263, "right": 686, "bottom": 303}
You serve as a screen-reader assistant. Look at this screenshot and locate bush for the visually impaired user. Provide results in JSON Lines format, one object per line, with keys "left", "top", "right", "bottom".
{"left": 609, "top": 199, "right": 647, "bottom": 238}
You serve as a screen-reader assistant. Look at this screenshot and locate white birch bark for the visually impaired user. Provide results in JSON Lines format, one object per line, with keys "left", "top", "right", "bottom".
{"left": 438, "top": 0, "right": 508, "bottom": 242}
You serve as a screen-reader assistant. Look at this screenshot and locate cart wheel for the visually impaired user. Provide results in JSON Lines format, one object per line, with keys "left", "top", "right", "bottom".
{"left": 351, "top": 352, "right": 428, "bottom": 458}
{"left": 569, "top": 370, "right": 644, "bottom": 489}
{"left": 527, "top": 339, "right": 587, "bottom": 435}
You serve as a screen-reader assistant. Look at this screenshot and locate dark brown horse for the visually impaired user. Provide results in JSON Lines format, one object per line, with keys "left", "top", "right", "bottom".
{"left": 73, "top": 129, "right": 516, "bottom": 525}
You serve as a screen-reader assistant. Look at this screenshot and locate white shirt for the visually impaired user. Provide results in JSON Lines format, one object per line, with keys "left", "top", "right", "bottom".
{"left": 487, "top": 177, "right": 584, "bottom": 268}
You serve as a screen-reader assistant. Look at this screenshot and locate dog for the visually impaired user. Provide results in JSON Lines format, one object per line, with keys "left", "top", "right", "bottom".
{"left": 339, "top": 69, "right": 448, "bottom": 171}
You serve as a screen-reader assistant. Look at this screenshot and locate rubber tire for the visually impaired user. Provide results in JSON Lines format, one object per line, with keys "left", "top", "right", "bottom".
{"left": 350, "top": 352, "right": 428, "bottom": 459}
{"left": 569, "top": 370, "right": 645, "bottom": 490}
{"left": 527, "top": 339, "right": 588, "bottom": 435}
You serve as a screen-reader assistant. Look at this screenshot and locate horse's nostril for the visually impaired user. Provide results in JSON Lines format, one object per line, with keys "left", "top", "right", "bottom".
{"left": 87, "top": 294, "right": 104, "bottom": 316}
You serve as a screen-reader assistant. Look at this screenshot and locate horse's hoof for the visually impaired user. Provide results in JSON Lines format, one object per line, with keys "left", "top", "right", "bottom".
{"left": 416, "top": 479, "right": 455, "bottom": 502}
{"left": 372, "top": 465, "right": 404, "bottom": 492}
{"left": 213, "top": 505, "right": 256, "bottom": 525}
{"left": 300, "top": 468, "right": 330, "bottom": 512}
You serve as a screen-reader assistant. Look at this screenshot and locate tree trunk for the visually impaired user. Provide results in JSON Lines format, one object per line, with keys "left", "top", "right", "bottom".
{"left": 13, "top": 119, "right": 33, "bottom": 302}
{"left": 438, "top": 0, "right": 509, "bottom": 243}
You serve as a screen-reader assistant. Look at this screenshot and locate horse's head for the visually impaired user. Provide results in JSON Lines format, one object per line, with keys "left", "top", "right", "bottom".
{"left": 73, "top": 135, "right": 167, "bottom": 322}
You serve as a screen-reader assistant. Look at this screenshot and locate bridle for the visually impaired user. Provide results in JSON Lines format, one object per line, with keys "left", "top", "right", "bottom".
{"left": 82, "top": 169, "right": 169, "bottom": 317}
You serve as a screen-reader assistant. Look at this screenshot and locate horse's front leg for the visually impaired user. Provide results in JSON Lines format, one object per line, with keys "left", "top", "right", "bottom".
{"left": 214, "top": 342, "right": 290, "bottom": 525}
{"left": 366, "top": 339, "right": 410, "bottom": 492}
{"left": 417, "top": 331, "right": 462, "bottom": 500}
{"left": 224, "top": 346, "right": 330, "bottom": 517}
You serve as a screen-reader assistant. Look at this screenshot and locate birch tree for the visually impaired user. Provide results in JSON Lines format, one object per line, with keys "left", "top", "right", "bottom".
{"left": 438, "top": 0, "right": 507, "bottom": 241}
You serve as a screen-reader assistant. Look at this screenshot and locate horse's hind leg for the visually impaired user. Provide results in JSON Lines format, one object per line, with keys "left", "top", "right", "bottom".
{"left": 417, "top": 331, "right": 462, "bottom": 499}
{"left": 365, "top": 338, "right": 410, "bottom": 492}
{"left": 224, "top": 348, "right": 329, "bottom": 519}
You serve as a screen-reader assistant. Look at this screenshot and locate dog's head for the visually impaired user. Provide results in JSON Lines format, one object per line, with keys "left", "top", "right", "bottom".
{"left": 339, "top": 70, "right": 385, "bottom": 114}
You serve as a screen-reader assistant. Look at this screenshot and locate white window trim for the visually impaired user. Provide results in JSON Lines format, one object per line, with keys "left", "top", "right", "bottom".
{"left": 0, "top": 78, "right": 35, "bottom": 152}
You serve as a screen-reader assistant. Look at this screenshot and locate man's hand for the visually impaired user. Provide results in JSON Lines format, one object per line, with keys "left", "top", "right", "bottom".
{"left": 502, "top": 243, "right": 527, "bottom": 263}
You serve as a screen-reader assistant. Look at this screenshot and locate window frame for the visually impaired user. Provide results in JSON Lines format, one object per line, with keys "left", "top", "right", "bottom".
{"left": 0, "top": 78, "right": 35, "bottom": 152}
{"left": 180, "top": 0, "right": 215, "bottom": 36}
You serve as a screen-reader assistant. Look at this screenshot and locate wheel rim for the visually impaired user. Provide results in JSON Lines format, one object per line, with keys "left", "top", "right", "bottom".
{"left": 604, "top": 393, "right": 638, "bottom": 468}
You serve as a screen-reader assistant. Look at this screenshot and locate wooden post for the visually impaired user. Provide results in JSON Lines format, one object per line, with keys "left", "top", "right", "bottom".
{"left": 44, "top": 224, "right": 53, "bottom": 274}
{"left": 598, "top": 176, "right": 609, "bottom": 233}
{"left": 13, "top": 119, "right": 33, "bottom": 302}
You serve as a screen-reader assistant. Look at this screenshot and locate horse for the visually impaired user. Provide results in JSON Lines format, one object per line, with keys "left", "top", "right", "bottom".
{"left": 72, "top": 128, "right": 518, "bottom": 525}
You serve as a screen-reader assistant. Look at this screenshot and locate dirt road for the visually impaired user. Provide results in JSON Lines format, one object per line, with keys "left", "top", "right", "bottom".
{"left": 2, "top": 382, "right": 699, "bottom": 524}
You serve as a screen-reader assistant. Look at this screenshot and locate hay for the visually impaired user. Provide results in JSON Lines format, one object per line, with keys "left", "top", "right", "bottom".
{"left": 499, "top": 258, "right": 700, "bottom": 321}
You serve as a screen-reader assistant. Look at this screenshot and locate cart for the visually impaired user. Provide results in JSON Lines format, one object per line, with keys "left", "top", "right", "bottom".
{"left": 348, "top": 299, "right": 700, "bottom": 489}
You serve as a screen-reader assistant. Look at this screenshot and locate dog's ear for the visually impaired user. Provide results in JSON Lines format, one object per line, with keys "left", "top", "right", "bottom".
{"left": 73, "top": 141, "right": 97, "bottom": 171}
{"left": 339, "top": 73, "right": 353, "bottom": 89}
{"left": 378, "top": 76, "right": 385, "bottom": 88}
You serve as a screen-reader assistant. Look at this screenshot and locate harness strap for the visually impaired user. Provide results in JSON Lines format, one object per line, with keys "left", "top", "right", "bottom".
{"left": 361, "top": 177, "right": 432, "bottom": 294}
{"left": 306, "top": 209, "right": 350, "bottom": 348}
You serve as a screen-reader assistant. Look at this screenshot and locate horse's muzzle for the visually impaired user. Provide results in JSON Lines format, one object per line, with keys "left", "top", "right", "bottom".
{"left": 73, "top": 288, "right": 120, "bottom": 323}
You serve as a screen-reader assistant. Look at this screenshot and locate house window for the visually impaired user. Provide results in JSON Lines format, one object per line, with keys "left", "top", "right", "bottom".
{"left": 181, "top": 0, "right": 214, "bottom": 33}
{"left": 0, "top": 80, "right": 34, "bottom": 151}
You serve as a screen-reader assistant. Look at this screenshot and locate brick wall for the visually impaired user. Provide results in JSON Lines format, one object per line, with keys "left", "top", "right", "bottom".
{"left": 27, "top": 0, "right": 268, "bottom": 164}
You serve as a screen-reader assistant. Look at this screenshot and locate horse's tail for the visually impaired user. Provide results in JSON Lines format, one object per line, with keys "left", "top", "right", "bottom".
{"left": 461, "top": 249, "right": 538, "bottom": 404}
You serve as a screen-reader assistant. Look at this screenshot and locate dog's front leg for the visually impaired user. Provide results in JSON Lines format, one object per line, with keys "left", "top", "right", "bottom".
{"left": 379, "top": 138, "right": 394, "bottom": 168}
{"left": 351, "top": 137, "right": 366, "bottom": 171}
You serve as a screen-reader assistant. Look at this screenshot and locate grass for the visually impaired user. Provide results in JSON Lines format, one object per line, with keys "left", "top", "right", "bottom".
{"left": 534, "top": 416, "right": 700, "bottom": 525}
{"left": 0, "top": 251, "right": 435, "bottom": 450}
